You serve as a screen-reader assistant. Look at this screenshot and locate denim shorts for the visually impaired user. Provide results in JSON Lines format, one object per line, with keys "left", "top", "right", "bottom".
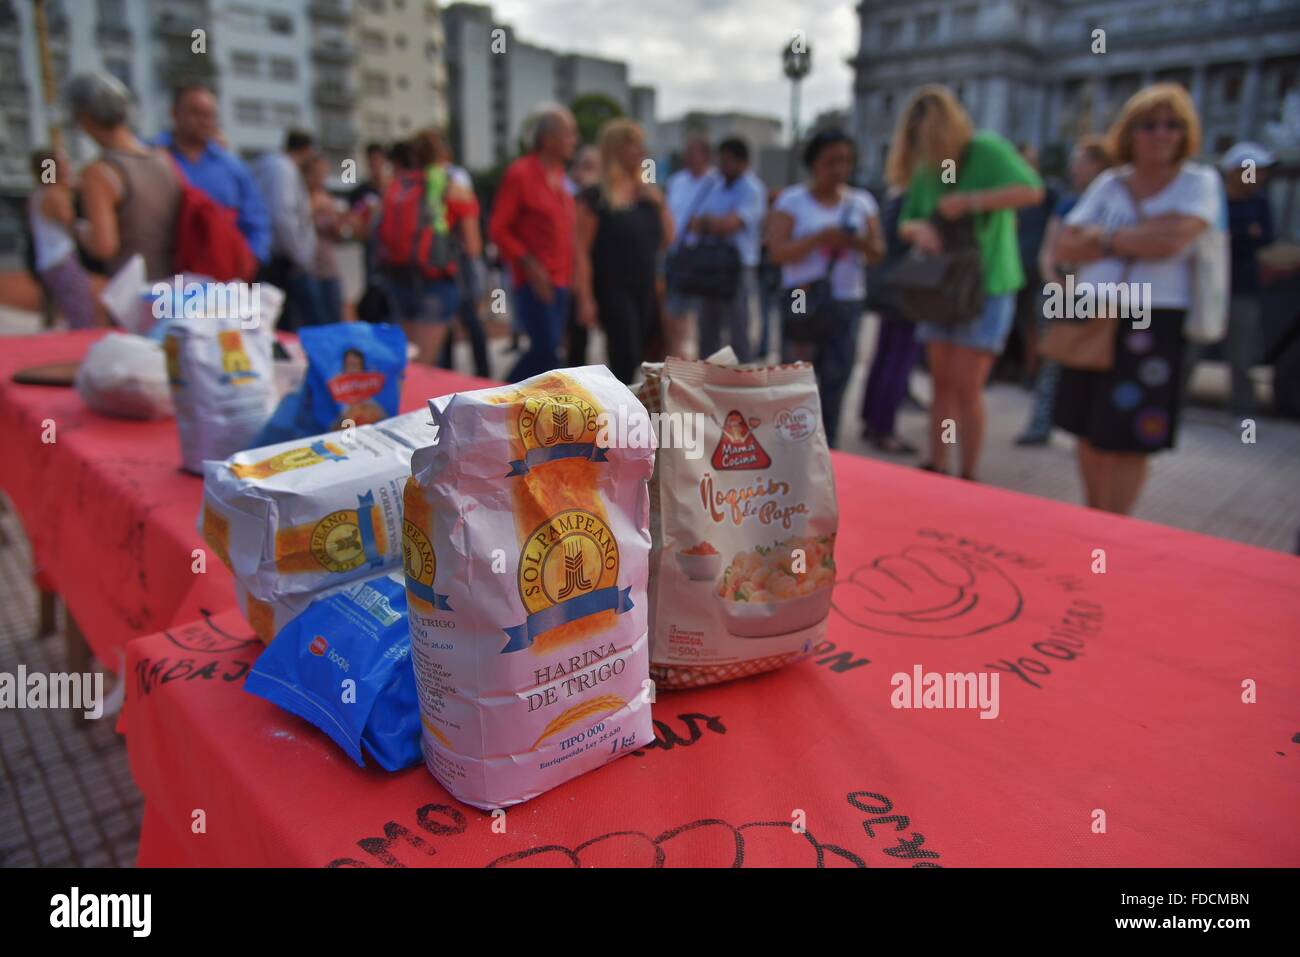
{"left": 917, "top": 292, "right": 1015, "bottom": 354}
{"left": 384, "top": 273, "right": 459, "bottom": 324}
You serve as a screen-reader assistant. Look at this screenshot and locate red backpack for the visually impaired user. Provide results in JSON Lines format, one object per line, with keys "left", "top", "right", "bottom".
{"left": 168, "top": 157, "right": 258, "bottom": 282}
{"left": 378, "top": 168, "right": 457, "bottom": 279}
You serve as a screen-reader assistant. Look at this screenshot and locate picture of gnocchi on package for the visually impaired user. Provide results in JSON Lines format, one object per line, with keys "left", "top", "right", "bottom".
{"left": 402, "top": 366, "right": 655, "bottom": 810}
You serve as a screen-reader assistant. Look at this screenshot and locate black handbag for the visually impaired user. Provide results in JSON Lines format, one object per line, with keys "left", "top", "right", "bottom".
{"left": 665, "top": 177, "right": 742, "bottom": 300}
{"left": 780, "top": 204, "right": 853, "bottom": 344}
{"left": 667, "top": 238, "right": 741, "bottom": 299}
{"left": 885, "top": 213, "right": 985, "bottom": 327}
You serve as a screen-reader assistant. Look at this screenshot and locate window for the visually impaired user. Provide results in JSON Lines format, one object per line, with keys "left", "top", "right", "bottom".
{"left": 267, "top": 13, "right": 292, "bottom": 35}
{"left": 1222, "top": 71, "right": 1242, "bottom": 105}
{"left": 881, "top": 19, "right": 902, "bottom": 46}
{"left": 361, "top": 29, "right": 387, "bottom": 54}
{"left": 104, "top": 57, "right": 132, "bottom": 91}
{"left": 365, "top": 114, "right": 391, "bottom": 138}
{"left": 399, "top": 116, "right": 411, "bottom": 130}
{"left": 232, "top": 52, "right": 260, "bottom": 75}
{"left": 396, "top": 75, "right": 409, "bottom": 90}
{"left": 395, "top": 35, "right": 406, "bottom": 50}
{"left": 97, "top": 0, "right": 127, "bottom": 21}
{"left": 954, "top": 5, "right": 977, "bottom": 33}
{"left": 363, "top": 72, "right": 390, "bottom": 97}
{"left": 234, "top": 100, "right": 265, "bottom": 125}
{"left": 272, "top": 103, "right": 300, "bottom": 125}
{"left": 269, "top": 57, "right": 296, "bottom": 81}
{"left": 917, "top": 13, "right": 939, "bottom": 42}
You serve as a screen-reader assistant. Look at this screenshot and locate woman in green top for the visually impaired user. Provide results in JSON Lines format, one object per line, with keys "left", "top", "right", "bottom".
{"left": 889, "top": 85, "right": 1044, "bottom": 481}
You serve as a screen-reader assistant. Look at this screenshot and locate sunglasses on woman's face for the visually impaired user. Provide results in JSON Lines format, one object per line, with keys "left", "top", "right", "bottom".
{"left": 1136, "top": 119, "right": 1184, "bottom": 134}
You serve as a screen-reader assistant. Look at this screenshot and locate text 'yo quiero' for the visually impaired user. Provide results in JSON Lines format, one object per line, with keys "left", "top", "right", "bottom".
{"left": 201, "top": 409, "right": 437, "bottom": 604}
{"left": 402, "top": 366, "right": 655, "bottom": 810}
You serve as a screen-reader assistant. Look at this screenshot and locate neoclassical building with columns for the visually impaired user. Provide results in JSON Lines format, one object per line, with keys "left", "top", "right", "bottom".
{"left": 851, "top": 0, "right": 1300, "bottom": 182}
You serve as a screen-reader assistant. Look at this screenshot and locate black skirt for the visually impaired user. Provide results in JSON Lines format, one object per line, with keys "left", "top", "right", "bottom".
{"left": 1053, "top": 308, "right": 1187, "bottom": 453}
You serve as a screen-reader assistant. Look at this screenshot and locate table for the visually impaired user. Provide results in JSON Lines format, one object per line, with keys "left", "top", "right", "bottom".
{"left": 0, "top": 329, "right": 490, "bottom": 670}
{"left": 122, "top": 460, "right": 1300, "bottom": 867}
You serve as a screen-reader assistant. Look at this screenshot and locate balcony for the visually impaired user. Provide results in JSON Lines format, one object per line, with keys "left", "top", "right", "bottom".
{"left": 0, "top": 76, "right": 28, "bottom": 103}
{"left": 96, "top": 24, "right": 133, "bottom": 46}
{"left": 319, "top": 124, "right": 356, "bottom": 150}
{"left": 309, "top": 0, "right": 349, "bottom": 22}
{"left": 156, "top": 56, "right": 218, "bottom": 90}
{"left": 312, "top": 41, "right": 353, "bottom": 64}
{"left": 313, "top": 81, "right": 356, "bottom": 107}
{"left": 154, "top": 16, "right": 205, "bottom": 40}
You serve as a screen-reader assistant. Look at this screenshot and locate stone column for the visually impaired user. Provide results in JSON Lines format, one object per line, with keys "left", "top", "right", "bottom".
{"left": 1238, "top": 60, "right": 1262, "bottom": 141}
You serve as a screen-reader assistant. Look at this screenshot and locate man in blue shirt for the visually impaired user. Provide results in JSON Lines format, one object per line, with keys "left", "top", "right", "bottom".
{"left": 687, "top": 137, "right": 766, "bottom": 361}
{"left": 159, "top": 83, "right": 271, "bottom": 263}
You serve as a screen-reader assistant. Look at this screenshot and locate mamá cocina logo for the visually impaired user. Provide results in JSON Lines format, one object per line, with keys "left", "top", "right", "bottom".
{"left": 230, "top": 439, "right": 348, "bottom": 480}
{"left": 402, "top": 518, "right": 452, "bottom": 610}
{"left": 711, "top": 410, "right": 772, "bottom": 470}
{"left": 504, "top": 508, "right": 632, "bottom": 652}
{"left": 510, "top": 392, "right": 608, "bottom": 475}
{"left": 311, "top": 491, "right": 383, "bottom": 573}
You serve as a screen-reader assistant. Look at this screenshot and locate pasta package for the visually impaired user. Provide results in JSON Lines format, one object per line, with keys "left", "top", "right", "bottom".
{"left": 641, "top": 356, "right": 839, "bottom": 689}
{"left": 253, "top": 323, "right": 407, "bottom": 447}
{"left": 201, "top": 409, "right": 436, "bottom": 603}
{"left": 163, "top": 316, "right": 277, "bottom": 472}
{"left": 403, "top": 366, "right": 655, "bottom": 810}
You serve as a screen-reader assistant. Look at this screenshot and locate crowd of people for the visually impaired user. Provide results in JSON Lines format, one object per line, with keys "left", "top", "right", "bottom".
{"left": 24, "top": 71, "right": 1281, "bottom": 517}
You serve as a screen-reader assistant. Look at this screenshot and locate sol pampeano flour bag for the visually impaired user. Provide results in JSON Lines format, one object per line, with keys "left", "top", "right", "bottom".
{"left": 403, "top": 366, "right": 655, "bottom": 810}
{"left": 163, "top": 316, "right": 276, "bottom": 472}
{"left": 202, "top": 410, "right": 436, "bottom": 603}
{"left": 641, "top": 356, "right": 839, "bottom": 689}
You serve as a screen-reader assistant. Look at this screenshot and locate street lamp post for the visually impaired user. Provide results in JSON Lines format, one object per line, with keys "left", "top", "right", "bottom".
{"left": 783, "top": 36, "right": 811, "bottom": 184}
{"left": 32, "top": 0, "right": 63, "bottom": 152}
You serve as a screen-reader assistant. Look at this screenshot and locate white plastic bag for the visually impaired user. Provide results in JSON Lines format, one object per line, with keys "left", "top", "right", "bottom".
{"left": 164, "top": 316, "right": 277, "bottom": 473}
{"left": 74, "top": 333, "right": 174, "bottom": 420}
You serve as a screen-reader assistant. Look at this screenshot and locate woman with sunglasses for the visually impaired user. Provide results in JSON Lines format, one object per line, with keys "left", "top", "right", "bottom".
{"left": 1052, "top": 83, "right": 1221, "bottom": 515}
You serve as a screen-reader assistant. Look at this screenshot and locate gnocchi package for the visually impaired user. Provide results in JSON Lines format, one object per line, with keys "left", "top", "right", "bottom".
{"left": 403, "top": 366, "right": 655, "bottom": 810}
{"left": 640, "top": 355, "right": 839, "bottom": 689}
{"left": 163, "top": 316, "right": 277, "bottom": 472}
{"left": 202, "top": 409, "right": 436, "bottom": 604}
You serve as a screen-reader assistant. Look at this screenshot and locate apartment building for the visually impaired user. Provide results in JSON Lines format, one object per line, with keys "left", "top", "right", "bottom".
{"left": 852, "top": 0, "right": 1300, "bottom": 182}
{"left": 443, "top": 1, "right": 656, "bottom": 170}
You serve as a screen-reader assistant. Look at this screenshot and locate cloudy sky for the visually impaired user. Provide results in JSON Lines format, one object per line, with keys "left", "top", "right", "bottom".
{"left": 490, "top": 0, "right": 861, "bottom": 135}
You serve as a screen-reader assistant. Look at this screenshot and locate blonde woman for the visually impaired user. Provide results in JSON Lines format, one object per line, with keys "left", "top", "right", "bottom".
{"left": 573, "top": 119, "right": 674, "bottom": 383}
{"left": 1052, "top": 84, "right": 1220, "bottom": 514}
{"left": 889, "top": 84, "right": 1044, "bottom": 480}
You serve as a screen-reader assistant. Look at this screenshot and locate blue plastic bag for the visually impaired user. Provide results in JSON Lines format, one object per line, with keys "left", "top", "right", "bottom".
{"left": 243, "top": 572, "right": 420, "bottom": 771}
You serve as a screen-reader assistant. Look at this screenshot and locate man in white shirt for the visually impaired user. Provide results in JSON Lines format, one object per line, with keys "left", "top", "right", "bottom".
{"left": 688, "top": 137, "right": 766, "bottom": 361}
{"left": 252, "top": 129, "right": 322, "bottom": 329}
{"left": 664, "top": 135, "right": 718, "bottom": 355}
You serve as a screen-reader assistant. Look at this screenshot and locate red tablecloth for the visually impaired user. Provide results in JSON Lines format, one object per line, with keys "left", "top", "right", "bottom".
{"left": 0, "top": 329, "right": 490, "bottom": 668}
{"left": 122, "top": 459, "right": 1300, "bottom": 867}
